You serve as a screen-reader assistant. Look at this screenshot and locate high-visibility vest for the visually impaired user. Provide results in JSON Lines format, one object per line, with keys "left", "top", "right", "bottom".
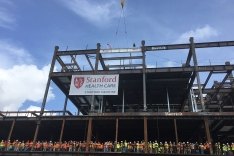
{"left": 0, "top": 142, "right": 4, "bottom": 148}
{"left": 223, "top": 145, "right": 227, "bottom": 151}
{"left": 231, "top": 144, "right": 234, "bottom": 150}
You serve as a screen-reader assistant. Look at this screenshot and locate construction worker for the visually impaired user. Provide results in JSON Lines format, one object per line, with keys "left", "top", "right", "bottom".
{"left": 19, "top": 141, "right": 25, "bottom": 151}
{"left": 231, "top": 143, "right": 234, "bottom": 153}
{"left": 0, "top": 140, "right": 4, "bottom": 151}
{"left": 185, "top": 142, "right": 189, "bottom": 154}
{"left": 172, "top": 142, "right": 177, "bottom": 153}
{"left": 176, "top": 142, "right": 180, "bottom": 154}
{"left": 190, "top": 142, "right": 195, "bottom": 154}
{"left": 148, "top": 141, "right": 152, "bottom": 153}
{"left": 164, "top": 141, "right": 169, "bottom": 153}
{"left": 116, "top": 142, "right": 120, "bottom": 152}
{"left": 217, "top": 142, "right": 221, "bottom": 155}
{"left": 169, "top": 141, "right": 173, "bottom": 154}
{"left": 222, "top": 143, "right": 227, "bottom": 155}
{"left": 159, "top": 142, "right": 164, "bottom": 154}
{"left": 124, "top": 140, "right": 128, "bottom": 152}
{"left": 199, "top": 143, "right": 204, "bottom": 154}
{"left": 133, "top": 141, "right": 136, "bottom": 152}
{"left": 227, "top": 143, "right": 231, "bottom": 154}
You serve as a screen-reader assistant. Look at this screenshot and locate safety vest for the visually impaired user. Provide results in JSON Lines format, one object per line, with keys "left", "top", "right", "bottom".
{"left": 231, "top": 144, "right": 234, "bottom": 150}
{"left": 117, "top": 143, "right": 120, "bottom": 149}
{"left": 0, "top": 142, "right": 4, "bottom": 148}
{"left": 222, "top": 145, "right": 227, "bottom": 152}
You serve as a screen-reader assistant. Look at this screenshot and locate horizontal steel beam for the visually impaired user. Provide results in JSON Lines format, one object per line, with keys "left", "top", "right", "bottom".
{"left": 56, "top": 41, "right": 234, "bottom": 56}
{"left": 50, "top": 64, "right": 234, "bottom": 77}
{"left": 146, "top": 41, "right": 234, "bottom": 51}
{"left": 194, "top": 88, "right": 232, "bottom": 94}
{"left": 1, "top": 112, "right": 234, "bottom": 121}
{"left": 108, "top": 64, "right": 143, "bottom": 68}
{"left": 57, "top": 49, "right": 96, "bottom": 56}
{"left": 103, "top": 56, "right": 143, "bottom": 61}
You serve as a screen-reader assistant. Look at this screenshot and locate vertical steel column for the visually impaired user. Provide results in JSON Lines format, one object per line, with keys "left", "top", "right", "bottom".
{"left": 86, "top": 118, "right": 93, "bottom": 152}
{"left": 174, "top": 119, "right": 178, "bottom": 144}
{"left": 204, "top": 117, "right": 213, "bottom": 154}
{"left": 90, "top": 43, "right": 101, "bottom": 112}
{"left": 122, "top": 89, "right": 125, "bottom": 113}
{"left": 63, "top": 96, "right": 68, "bottom": 116}
{"left": 59, "top": 119, "right": 66, "bottom": 143}
{"left": 33, "top": 120, "right": 40, "bottom": 142}
{"left": 144, "top": 117, "right": 148, "bottom": 153}
{"left": 115, "top": 118, "right": 119, "bottom": 142}
{"left": 166, "top": 88, "right": 171, "bottom": 112}
{"left": 190, "top": 37, "right": 205, "bottom": 111}
{"left": 100, "top": 96, "right": 103, "bottom": 113}
{"left": 7, "top": 119, "right": 15, "bottom": 141}
{"left": 40, "top": 46, "right": 59, "bottom": 115}
{"left": 142, "top": 40, "right": 147, "bottom": 111}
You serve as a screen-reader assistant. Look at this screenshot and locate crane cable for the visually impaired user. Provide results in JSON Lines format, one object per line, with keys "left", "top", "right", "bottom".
{"left": 115, "top": 0, "right": 128, "bottom": 48}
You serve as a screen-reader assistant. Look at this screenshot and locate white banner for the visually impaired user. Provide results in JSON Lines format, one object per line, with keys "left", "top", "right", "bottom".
{"left": 69, "top": 75, "right": 119, "bottom": 95}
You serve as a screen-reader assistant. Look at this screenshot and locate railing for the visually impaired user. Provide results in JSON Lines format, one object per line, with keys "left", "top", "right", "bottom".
{"left": 0, "top": 111, "right": 73, "bottom": 118}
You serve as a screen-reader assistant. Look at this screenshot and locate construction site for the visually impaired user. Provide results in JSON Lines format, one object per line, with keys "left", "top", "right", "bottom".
{"left": 0, "top": 37, "right": 234, "bottom": 156}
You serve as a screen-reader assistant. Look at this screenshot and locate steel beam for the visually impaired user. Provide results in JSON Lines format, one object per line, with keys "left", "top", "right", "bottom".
{"left": 194, "top": 88, "right": 232, "bottom": 94}
{"left": 56, "top": 56, "right": 68, "bottom": 72}
{"left": 115, "top": 118, "right": 119, "bottom": 142}
{"left": 208, "top": 71, "right": 232, "bottom": 104}
{"left": 33, "top": 120, "right": 40, "bottom": 142}
{"left": 180, "top": 71, "right": 196, "bottom": 111}
{"left": 85, "top": 54, "right": 94, "bottom": 71}
{"left": 86, "top": 118, "right": 93, "bottom": 152}
{"left": 174, "top": 119, "right": 178, "bottom": 144}
{"left": 59, "top": 119, "right": 65, "bottom": 142}
{"left": 57, "top": 49, "right": 97, "bottom": 56}
{"left": 142, "top": 40, "right": 147, "bottom": 111}
{"left": 146, "top": 41, "right": 234, "bottom": 51}
{"left": 40, "top": 46, "right": 59, "bottom": 115}
{"left": 143, "top": 117, "right": 148, "bottom": 153}
{"left": 190, "top": 37, "right": 205, "bottom": 111}
{"left": 7, "top": 119, "right": 15, "bottom": 141}
{"left": 70, "top": 55, "right": 81, "bottom": 71}
{"left": 63, "top": 96, "right": 68, "bottom": 116}
{"left": 99, "top": 53, "right": 107, "bottom": 70}
{"left": 204, "top": 118, "right": 213, "bottom": 154}
{"left": 56, "top": 41, "right": 234, "bottom": 56}
{"left": 102, "top": 56, "right": 143, "bottom": 61}
{"left": 50, "top": 64, "right": 234, "bottom": 77}
{"left": 108, "top": 64, "right": 143, "bottom": 68}
{"left": 202, "top": 71, "right": 213, "bottom": 91}
{"left": 90, "top": 44, "right": 101, "bottom": 112}
{"left": 185, "top": 49, "right": 192, "bottom": 66}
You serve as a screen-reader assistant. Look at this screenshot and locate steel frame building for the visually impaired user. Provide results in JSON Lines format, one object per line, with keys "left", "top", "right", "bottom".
{"left": 1, "top": 37, "right": 234, "bottom": 155}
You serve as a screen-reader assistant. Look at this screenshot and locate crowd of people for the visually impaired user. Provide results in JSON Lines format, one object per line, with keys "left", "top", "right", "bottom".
{"left": 0, "top": 140, "right": 234, "bottom": 155}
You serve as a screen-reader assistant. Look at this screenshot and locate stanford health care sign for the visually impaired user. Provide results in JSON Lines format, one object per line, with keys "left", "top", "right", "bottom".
{"left": 69, "top": 75, "right": 119, "bottom": 95}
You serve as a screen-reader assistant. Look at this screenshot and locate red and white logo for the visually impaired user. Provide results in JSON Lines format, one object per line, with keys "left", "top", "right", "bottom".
{"left": 74, "top": 77, "right": 85, "bottom": 89}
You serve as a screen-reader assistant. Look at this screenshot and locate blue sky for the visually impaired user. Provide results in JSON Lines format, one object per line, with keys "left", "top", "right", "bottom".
{"left": 0, "top": 0, "right": 234, "bottom": 113}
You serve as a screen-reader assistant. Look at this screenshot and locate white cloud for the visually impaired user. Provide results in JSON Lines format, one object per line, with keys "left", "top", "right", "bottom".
{"left": 0, "top": 40, "right": 33, "bottom": 68}
{"left": 0, "top": 64, "right": 55, "bottom": 111}
{"left": 25, "top": 105, "right": 43, "bottom": 111}
{"left": 0, "top": 0, "right": 15, "bottom": 29}
{"left": 61, "top": 0, "right": 119, "bottom": 26}
{"left": 175, "top": 25, "right": 218, "bottom": 43}
{"left": 163, "top": 61, "right": 178, "bottom": 67}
